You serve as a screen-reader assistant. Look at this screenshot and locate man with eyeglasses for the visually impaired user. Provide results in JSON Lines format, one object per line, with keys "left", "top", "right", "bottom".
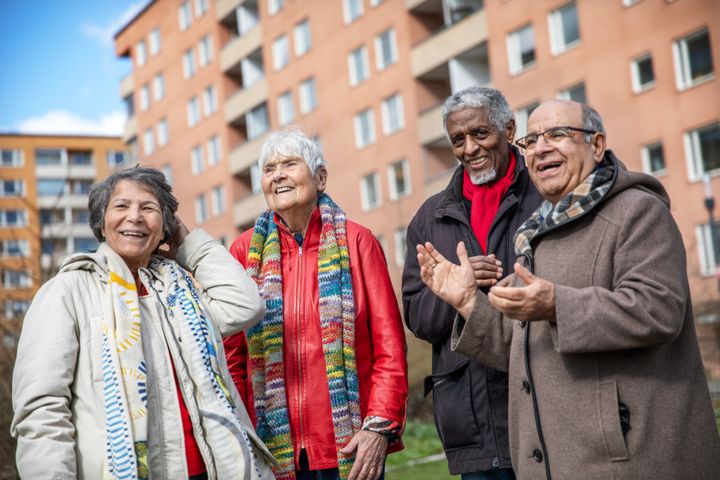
{"left": 415, "top": 99, "right": 720, "bottom": 479}
{"left": 402, "top": 86, "right": 542, "bottom": 480}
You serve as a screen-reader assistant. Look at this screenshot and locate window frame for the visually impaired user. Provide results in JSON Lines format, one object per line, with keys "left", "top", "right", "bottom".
{"left": 684, "top": 121, "right": 720, "bottom": 181}
{"left": 548, "top": 1, "right": 581, "bottom": 56}
{"left": 299, "top": 77, "right": 317, "bottom": 114}
{"left": 672, "top": 27, "right": 715, "bottom": 91}
{"left": 380, "top": 93, "right": 405, "bottom": 136}
{"left": 272, "top": 35, "right": 290, "bottom": 71}
{"left": 641, "top": 141, "right": 666, "bottom": 176}
{"left": 348, "top": 45, "right": 370, "bottom": 86}
{"left": 360, "top": 171, "right": 382, "bottom": 211}
{"left": 375, "top": 28, "right": 398, "bottom": 71}
{"left": 277, "top": 90, "right": 296, "bottom": 126}
{"left": 293, "top": 19, "right": 312, "bottom": 57}
{"left": 354, "top": 108, "right": 377, "bottom": 149}
{"left": 506, "top": 23, "right": 536, "bottom": 75}
{"left": 388, "top": 158, "right": 411, "bottom": 201}
{"left": 630, "top": 53, "right": 656, "bottom": 93}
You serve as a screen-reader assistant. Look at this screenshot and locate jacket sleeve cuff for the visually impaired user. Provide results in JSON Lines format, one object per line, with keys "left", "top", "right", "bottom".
{"left": 361, "top": 415, "right": 403, "bottom": 446}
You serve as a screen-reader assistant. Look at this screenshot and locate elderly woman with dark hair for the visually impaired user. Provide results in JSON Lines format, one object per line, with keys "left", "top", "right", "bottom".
{"left": 224, "top": 127, "right": 408, "bottom": 480}
{"left": 12, "top": 167, "right": 276, "bottom": 480}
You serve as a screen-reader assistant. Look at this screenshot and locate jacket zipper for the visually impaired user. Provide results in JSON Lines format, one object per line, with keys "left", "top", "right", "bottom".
{"left": 295, "top": 244, "right": 305, "bottom": 450}
{"left": 523, "top": 321, "right": 552, "bottom": 480}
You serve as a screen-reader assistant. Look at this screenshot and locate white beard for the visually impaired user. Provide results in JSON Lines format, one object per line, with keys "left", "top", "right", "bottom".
{"left": 469, "top": 168, "right": 497, "bottom": 185}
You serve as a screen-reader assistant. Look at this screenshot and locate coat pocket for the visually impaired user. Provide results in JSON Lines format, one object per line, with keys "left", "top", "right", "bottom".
{"left": 429, "top": 362, "right": 482, "bottom": 450}
{"left": 599, "top": 380, "right": 630, "bottom": 461}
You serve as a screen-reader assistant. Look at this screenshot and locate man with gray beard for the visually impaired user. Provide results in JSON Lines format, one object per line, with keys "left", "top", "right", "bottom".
{"left": 402, "top": 86, "right": 542, "bottom": 480}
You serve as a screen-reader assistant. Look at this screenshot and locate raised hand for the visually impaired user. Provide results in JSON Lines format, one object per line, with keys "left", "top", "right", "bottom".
{"left": 488, "top": 262, "right": 556, "bottom": 321}
{"left": 417, "top": 241, "right": 478, "bottom": 320}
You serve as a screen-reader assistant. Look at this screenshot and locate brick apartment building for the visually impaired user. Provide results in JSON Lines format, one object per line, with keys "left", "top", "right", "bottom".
{"left": 113, "top": 0, "right": 719, "bottom": 376}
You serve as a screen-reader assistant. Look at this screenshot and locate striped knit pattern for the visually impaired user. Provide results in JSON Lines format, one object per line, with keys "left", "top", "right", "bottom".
{"left": 246, "top": 193, "right": 361, "bottom": 480}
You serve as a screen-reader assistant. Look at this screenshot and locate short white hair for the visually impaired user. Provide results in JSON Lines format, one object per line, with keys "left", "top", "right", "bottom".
{"left": 258, "top": 126, "right": 325, "bottom": 174}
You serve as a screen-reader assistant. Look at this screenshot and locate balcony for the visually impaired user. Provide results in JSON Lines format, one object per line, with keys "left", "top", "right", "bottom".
{"left": 221, "top": 24, "right": 263, "bottom": 74}
{"left": 37, "top": 195, "right": 88, "bottom": 209}
{"left": 229, "top": 132, "right": 268, "bottom": 175}
{"left": 425, "top": 168, "right": 454, "bottom": 197}
{"left": 411, "top": 9, "right": 488, "bottom": 79}
{"left": 217, "top": 0, "right": 243, "bottom": 21}
{"left": 122, "top": 115, "right": 137, "bottom": 143}
{"left": 225, "top": 78, "right": 267, "bottom": 125}
{"left": 35, "top": 164, "right": 96, "bottom": 179}
{"left": 119, "top": 73, "right": 133, "bottom": 99}
{"left": 417, "top": 103, "right": 445, "bottom": 147}
{"left": 233, "top": 193, "right": 267, "bottom": 228}
{"left": 41, "top": 222, "right": 93, "bottom": 238}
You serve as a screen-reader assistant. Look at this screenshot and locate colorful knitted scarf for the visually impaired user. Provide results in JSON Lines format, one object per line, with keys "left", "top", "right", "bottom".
{"left": 245, "top": 193, "right": 361, "bottom": 480}
{"left": 514, "top": 154, "right": 616, "bottom": 263}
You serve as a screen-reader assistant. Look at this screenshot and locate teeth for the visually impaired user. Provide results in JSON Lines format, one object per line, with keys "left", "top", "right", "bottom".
{"left": 276, "top": 187, "right": 292, "bottom": 193}
{"left": 122, "top": 232, "right": 145, "bottom": 237}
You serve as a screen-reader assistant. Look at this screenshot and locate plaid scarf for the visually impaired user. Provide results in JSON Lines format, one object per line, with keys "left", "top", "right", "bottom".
{"left": 514, "top": 156, "right": 616, "bottom": 263}
{"left": 245, "top": 193, "right": 361, "bottom": 480}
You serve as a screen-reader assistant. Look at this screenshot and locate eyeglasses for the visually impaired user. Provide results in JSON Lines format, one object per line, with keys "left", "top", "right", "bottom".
{"left": 515, "top": 126, "right": 598, "bottom": 151}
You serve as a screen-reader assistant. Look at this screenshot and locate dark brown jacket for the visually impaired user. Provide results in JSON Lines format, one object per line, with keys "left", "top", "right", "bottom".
{"left": 453, "top": 154, "right": 720, "bottom": 479}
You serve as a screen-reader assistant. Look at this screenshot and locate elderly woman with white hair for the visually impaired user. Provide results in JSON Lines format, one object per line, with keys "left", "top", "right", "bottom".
{"left": 224, "top": 127, "right": 408, "bottom": 480}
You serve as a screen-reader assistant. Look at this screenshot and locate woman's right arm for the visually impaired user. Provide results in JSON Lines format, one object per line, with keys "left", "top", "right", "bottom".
{"left": 11, "top": 276, "right": 79, "bottom": 479}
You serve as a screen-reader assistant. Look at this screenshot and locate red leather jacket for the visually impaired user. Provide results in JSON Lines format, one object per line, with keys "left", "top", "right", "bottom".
{"left": 224, "top": 208, "right": 408, "bottom": 470}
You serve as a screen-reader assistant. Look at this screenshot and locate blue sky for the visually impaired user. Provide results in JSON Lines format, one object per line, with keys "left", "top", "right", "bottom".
{"left": 0, "top": 1, "right": 151, "bottom": 135}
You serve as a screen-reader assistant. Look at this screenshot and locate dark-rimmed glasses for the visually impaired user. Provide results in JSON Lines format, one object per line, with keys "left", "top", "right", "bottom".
{"left": 515, "top": 126, "right": 598, "bottom": 151}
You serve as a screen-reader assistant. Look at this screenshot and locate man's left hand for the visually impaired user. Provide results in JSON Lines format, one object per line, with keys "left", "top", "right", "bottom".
{"left": 340, "top": 430, "right": 387, "bottom": 480}
{"left": 488, "top": 262, "right": 556, "bottom": 321}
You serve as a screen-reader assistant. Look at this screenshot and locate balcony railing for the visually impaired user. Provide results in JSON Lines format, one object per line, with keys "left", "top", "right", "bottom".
{"left": 233, "top": 192, "right": 267, "bottom": 228}
{"left": 228, "top": 132, "right": 268, "bottom": 175}
{"left": 225, "top": 78, "right": 267, "bottom": 125}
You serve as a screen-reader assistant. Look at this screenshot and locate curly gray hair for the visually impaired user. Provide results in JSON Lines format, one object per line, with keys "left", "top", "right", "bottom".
{"left": 442, "top": 86, "right": 514, "bottom": 138}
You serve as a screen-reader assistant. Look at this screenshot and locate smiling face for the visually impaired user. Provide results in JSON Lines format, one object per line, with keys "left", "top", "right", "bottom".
{"left": 525, "top": 101, "right": 605, "bottom": 204}
{"left": 261, "top": 154, "right": 327, "bottom": 231}
{"left": 102, "top": 180, "right": 164, "bottom": 272}
{"left": 446, "top": 107, "right": 515, "bottom": 184}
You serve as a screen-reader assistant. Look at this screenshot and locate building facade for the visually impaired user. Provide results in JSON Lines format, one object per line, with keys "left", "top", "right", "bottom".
{"left": 0, "top": 134, "right": 127, "bottom": 341}
{"left": 114, "top": 0, "right": 720, "bottom": 375}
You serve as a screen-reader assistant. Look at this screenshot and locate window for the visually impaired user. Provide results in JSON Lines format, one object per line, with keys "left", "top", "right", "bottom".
{"left": 394, "top": 227, "right": 407, "bottom": 267}
{"left": 156, "top": 119, "right": 169, "bottom": 147}
{"left": 143, "top": 128, "right": 155, "bottom": 155}
{"left": 0, "top": 209, "right": 26, "bottom": 227}
{"left": 211, "top": 185, "right": 226, "bottom": 216}
{"left": 685, "top": 122, "right": 720, "bottom": 181}
{"left": 202, "top": 85, "right": 218, "bottom": 117}
{"left": 348, "top": 46, "right": 370, "bottom": 86}
{"left": 1, "top": 239, "right": 29, "bottom": 257}
{"left": 514, "top": 102, "right": 540, "bottom": 140}
{"left": 191, "top": 145, "right": 204, "bottom": 175}
{"left": 557, "top": 82, "right": 587, "bottom": 104}
{"left": 35, "top": 148, "right": 62, "bottom": 165}
{"left": 70, "top": 180, "right": 92, "bottom": 194}
{"left": 277, "top": 90, "right": 295, "bottom": 126}
{"left": 179, "top": 1, "right": 193, "bottom": 31}
{"left": 207, "top": 135, "right": 222, "bottom": 166}
{"left": 187, "top": 96, "right": 201, "bottom": 127}
{"left": 3, "top": 270, "right": 31, "bottom": 289}
{"left": 136, "top": 40, "right": 146, "bottom": 67}
{"left": 631, "top": 54, "right": 655, "bottom": 93}
{"left": 299, "top": 77, "right": 317, "bottom": 114}
{"left": 194, "top": 0, "right": 209, "bottom": 17}
{"left": 272, "top": 35, "right": 289, "bottom": 71}
{"left": 72, "top": 208, "right": 90, "bottom": 224}
{"left": 250, "top": 163, "right": 263, "bottom": 194}
{"left": 162, "top": 164, "right": 173, "bottom": 186}
{"left": 641, "top": 142, "right": 666, "bottom": 176}
{"left": 39, "top": 208, "right": 63, "bottom": 225}
{"left": 183, "top": 48, "right": 196, "bottom": 78}
{"left": 673, "top": 28, "right": 714, "bottom": 90}
{"left": 247, "top": 103, "right": 269, "bottom": 140}
{"left": 388, "top": 159, "right": 411, "bottom": 200}
{"left": 195, "top": 194, "right": 209, "bottom": 224}
{"left": 343, "top": 0, "right": 364, "bottom": 24}
{"left": 73, "top": 237, "right": 98, "bottom": 253}
{"left": 153, "top": 73, "right": 165, "bottom": 101}
{"left": 507, "top": 24, "right": 536, "bottom": 75}
{"left": 198, "top": 35, "right": 214, "bottom": 67}
{"left": 548, "top": 1, "right": 580, "bottom": 55}
{"left": 354, "top": 108, "right": 376, "bottom": 149}
{"left": 375, "top": 28, "right": 398, "bottom": 71}
{"left": 107, "top": 151, "right": 127, "bottom": 167}
{"left": 381, "top": 93, "right": 405, "bottom": 135}
{"left": 1, "top": 180, "right": 24, "bottom": 197}
{"left": 5, "top": 299, "right": 30, "bottom": 320}
{"left": 68, "top": 151, "right": 91, "bottom": 166}
{"left": 139, "top": 84, "right": 150, "bottom": 111}
{"left": 149, "top": 27, "right": 161, "bottom": 56}
{"left": 697, "top": 222, "right": 720, "bottom": 276}
{"left": 360, "top": 172, "right": 381, "bottom": 211}
{"left": 1, "top": 149, "right": 23, "bottom": 167}
{"left": 294, "top": 19, "right": 311, "bottom": 57}
{"left": 267, "top": 0, "right": 284, "bottom": 16}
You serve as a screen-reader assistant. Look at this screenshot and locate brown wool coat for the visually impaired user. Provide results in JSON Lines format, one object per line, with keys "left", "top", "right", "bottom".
{"left": 452, "top": 158, "right": 720, "bottom": 480}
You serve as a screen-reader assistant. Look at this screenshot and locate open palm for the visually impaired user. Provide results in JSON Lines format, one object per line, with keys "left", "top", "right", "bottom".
{"left": 417, "top": 241, "right": 477, "bottom": 316}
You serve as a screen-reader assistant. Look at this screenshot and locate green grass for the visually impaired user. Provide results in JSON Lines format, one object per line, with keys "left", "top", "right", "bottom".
{"left": 386, "top": 420, "right": 456, "bottom": 479}
{"left": 387, "top": 458, "right": 455, "bottom": 480}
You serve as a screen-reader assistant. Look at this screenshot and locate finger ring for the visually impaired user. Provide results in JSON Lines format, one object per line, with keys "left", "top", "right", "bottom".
{"left": 431, "top": 263, "right": 437, "bottom": 269}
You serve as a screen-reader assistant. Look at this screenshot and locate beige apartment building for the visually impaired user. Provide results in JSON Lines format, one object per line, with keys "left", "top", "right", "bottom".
{"left": 114, "top": 0, "right": 720, "bottom": 376}
{"left": 0, "top": 134, "right": 127, "bottom": 341}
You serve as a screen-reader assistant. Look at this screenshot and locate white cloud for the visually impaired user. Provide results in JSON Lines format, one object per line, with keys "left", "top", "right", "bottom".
{"left": 81, "top": 2, "right": 147, "bottom": 47}
{"left": 17, "top": 110, "right": 127, "bottom": 137}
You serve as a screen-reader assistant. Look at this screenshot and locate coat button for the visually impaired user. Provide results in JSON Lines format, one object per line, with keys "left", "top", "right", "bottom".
{"left": 520, "top": 321, "right": 527, "bottom": 329}
{"left": 521, "top": 380, "right": 530, "bottom": 393}
{"left": 533, "top": 449, "right": 543, "bottom": 462}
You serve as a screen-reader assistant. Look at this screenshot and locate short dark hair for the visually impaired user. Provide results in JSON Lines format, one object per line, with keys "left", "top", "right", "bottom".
{"left": 88, "top": 166, "right": 178, "bottom": 244}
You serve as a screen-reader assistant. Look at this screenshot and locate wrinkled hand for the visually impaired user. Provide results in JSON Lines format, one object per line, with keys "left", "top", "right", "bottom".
{"left": 488, "top": 262, "right": 556, "bottom": 321}
{"left": 469, "top": 254, "right": 503, "bottom": 287}
{"left": 158, "top": 215, "right": 190, "bottom": 261}
{"left": 340, "top": 430, "right": 387, "bottom": 480}
{"left": 417, "top": 241, "right": 477, "bottom": 320}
